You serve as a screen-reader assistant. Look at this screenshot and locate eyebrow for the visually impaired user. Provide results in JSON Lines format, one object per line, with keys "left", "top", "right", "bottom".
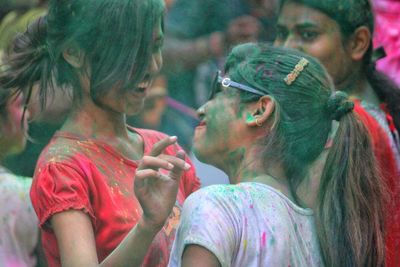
{"left": 295, "top": 22, "right": 320, "bottom": 30}
{"left": 277, "top": 21, "right": 319, "bottom": 30}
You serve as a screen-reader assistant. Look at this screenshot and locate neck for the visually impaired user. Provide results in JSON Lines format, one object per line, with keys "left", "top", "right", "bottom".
{"left": 336, "top": 68, "right": 380, "bottom": 106}
{"left": 352, "top": 80, "right": 381, "bottom": 106}
{"left": 222, "top": 144, "right": 294, "bottom": 200}
{"left": 215, "top": 146, "right": 247, "bottom": 181}
{"left": 213, "top": 139, "right": 295, "bottom": 202}
{"left": 222, "top": 143, "right": 274, "bottom": 182}
{"left": 63, "top": 100, "right": 145, "bottom": 161}
{"left": 63, "top": 98, "right": 128, "bottom": 140}
{"left": 240, "top": 161, "right": 294, "bottom": 201}
{"left": 335, "top": 64, "right": 363, "bottom": 95}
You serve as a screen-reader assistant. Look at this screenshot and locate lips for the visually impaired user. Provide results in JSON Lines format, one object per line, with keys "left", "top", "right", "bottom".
{"left": 194, "top": 120, "right": 206, "bottom": 141}
{"left": 131, "top": 84, "right": 148, "bottom": 95}
{"left": 199, "top": 121, "right": 206, "bottom": 126}
{"left": 131, "top": 80, "right": 151, "bottom": 94}
{"left": 197, "top": 121, "right": 206, "bottom": 127}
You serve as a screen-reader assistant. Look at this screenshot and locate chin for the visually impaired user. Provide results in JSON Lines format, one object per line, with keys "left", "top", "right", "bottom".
{"left": 193, "top": 145, "right": 212, "bottom": 165}
{"left": 125, "top": 103, "right": 145, "bottom": 116}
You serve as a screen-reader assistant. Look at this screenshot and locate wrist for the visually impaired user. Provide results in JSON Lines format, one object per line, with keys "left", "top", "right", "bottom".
{"left": 137, "top": 216, "right": 164, "bottom": 236}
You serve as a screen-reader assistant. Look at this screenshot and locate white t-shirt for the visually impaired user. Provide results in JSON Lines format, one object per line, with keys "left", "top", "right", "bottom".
{"left": 169, "top": 182, "right": 323, "bottom": 267}
{"left": 0, "top": 167, "right": 38, "bottom": 267}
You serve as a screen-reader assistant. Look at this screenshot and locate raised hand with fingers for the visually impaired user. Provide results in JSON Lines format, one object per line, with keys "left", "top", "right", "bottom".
{"left": 135, "top": 136, "right": 190, "bottom": 232}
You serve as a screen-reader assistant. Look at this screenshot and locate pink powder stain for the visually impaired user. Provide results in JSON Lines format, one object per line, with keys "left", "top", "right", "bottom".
{"left": 249, "top": 204, "right": 254, "bottom": 209}
{"left": 261, "top": 231, "right": 266, "bottom": 247}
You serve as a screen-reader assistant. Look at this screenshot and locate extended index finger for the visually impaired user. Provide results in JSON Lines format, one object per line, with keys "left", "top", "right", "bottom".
{"left": 149, "top": 136, "right": 178, "bottom": 157}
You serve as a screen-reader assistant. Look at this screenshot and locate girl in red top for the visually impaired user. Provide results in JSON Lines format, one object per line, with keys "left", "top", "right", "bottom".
{"left": 0, "top": 1, "right": 200, "bottom": 266}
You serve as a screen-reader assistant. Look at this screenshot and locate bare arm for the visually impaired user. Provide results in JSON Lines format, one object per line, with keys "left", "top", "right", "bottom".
{"left": 52, "top": 210, "right": 161, "bottom": 267}
{"left": 182, "top": 244, "right": 221, "bottom": 267}
{"left": 52, "top": 210, "right": 102, "bottom": 267}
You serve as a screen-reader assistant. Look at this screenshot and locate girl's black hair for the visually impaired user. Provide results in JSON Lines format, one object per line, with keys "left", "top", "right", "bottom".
{"left": 1, "top": 0, "right": 165, "bottom": 112}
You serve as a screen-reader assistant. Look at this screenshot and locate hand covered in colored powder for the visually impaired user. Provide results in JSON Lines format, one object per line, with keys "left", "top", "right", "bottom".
{"left": 134, "top": 136, "right": 190, "bottom": 232}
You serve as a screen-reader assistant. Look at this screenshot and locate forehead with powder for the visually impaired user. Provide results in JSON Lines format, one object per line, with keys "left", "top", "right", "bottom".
{"left": 277, "top": 3, "right": 340, "bottom": 35}
{"left": 281, "top": 0, "right": 374, "bottom": 35}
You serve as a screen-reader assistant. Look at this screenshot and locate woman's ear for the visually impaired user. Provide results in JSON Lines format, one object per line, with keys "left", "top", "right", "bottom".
{"left": 246, "top": 96, "right": 275, "bottom": 127}
{"left": 348, "top": 26, "right": 371, "bottom": 61}
{"left": 62, "top": 44, "right": 85, "bottom": 68}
